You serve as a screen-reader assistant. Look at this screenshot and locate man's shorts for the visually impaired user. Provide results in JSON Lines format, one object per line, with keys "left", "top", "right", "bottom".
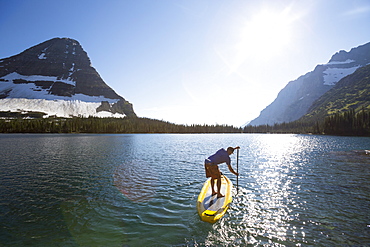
{"left": 204, "top": 159, "right": 220, "bottom": 179}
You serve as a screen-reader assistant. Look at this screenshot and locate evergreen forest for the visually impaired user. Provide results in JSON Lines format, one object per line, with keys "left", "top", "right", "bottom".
{"left": 0, "top": 108, "right": 369, "bottom": 136}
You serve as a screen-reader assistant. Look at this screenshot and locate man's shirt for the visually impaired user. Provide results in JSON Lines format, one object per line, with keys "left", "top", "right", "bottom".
{"left": 207, "top": 148, "right": 230, "bottom": 166}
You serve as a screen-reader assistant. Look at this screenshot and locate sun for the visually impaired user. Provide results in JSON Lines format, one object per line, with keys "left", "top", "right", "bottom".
{"left": 239, "top": 8, "right": 293, "bottom": 59}
{"left": 216, "top": 6, "right": 298, "bottom": 74}
{"left": 214, "top": 6, "right": 299, "bottom": 76}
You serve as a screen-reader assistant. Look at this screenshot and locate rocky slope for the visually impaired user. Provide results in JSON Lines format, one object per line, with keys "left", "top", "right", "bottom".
{"left": 248, "top": 42, "right": 370, "bottom": 126}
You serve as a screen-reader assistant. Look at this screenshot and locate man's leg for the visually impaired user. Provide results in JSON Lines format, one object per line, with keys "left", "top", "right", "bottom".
{"left": 206, "top": 163, "right": 217, "bottom": 195}
{"left": 216, "top": 168, "right": 224, "bottom": 198}
{"left": 210, "top": 178, "right": 216, "bottom": 195}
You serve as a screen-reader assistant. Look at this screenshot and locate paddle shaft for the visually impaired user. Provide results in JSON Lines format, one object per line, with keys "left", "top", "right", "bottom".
{"left": 236, "top": 148, "right": 239, "bottom": 194}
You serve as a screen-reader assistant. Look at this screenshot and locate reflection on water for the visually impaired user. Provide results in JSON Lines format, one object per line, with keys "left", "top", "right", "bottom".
{"left": 114, "top": 160, "right": 159, "bottom": 202}
{"left": 204, "top": 135, "right": 304, "bottom": 245}
{"left": 249, "top": 135, "right": 308, "bottom": 243}
{"left": 0, "top": 134, "right": 369, "bottom": 246}
{"left": 204, "top": 134, "right": 370, "bottom": 246}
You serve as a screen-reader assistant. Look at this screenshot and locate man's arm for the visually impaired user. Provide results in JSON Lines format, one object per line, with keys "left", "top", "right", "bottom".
{"left": 227, "top": 164, "right": 239, "bottom": 176}
{"left": 225, "top": 146, "right": 240, "bottom": 176}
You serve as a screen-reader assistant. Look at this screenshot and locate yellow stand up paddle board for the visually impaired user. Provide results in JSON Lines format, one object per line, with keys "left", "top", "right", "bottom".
{"left": 197, "top": 175, "right": 233, "bottom": 223}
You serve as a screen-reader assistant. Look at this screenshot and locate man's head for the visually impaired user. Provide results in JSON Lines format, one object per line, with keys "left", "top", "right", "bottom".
{"left": 227, "top": 147, "right": 235, "bottom": 155}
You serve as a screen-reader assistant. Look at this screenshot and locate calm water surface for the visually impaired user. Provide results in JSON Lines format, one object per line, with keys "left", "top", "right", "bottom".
{"left": 0, "top": 134, "right": 369, "bottom": 246}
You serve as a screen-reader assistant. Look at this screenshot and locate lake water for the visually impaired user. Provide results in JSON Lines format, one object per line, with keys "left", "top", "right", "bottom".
{"left": 0, "top": 133, "right": 369, "bottom": 246}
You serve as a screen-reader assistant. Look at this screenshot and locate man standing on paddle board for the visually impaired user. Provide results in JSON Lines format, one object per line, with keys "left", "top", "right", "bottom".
{"left": 204, "top": 147, "right": 240, "bottom": 198}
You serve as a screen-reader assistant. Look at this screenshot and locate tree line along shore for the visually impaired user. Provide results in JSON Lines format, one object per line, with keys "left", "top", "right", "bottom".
{"left": 0, "top": 108, "right": 369, "bottom": 136}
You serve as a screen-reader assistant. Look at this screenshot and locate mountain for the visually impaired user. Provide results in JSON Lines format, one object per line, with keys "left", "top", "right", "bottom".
{"left": 301, "top": 63, "right": 370, "bottom": 122}
{"left": 248, "top": 42, "right": 370, "bottom": 126}
{"left": 0, "top": 38, "right": 136, "bottom": 118}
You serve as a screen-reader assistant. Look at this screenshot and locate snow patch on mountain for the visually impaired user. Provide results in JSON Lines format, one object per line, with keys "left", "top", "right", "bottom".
{"left": 38, "top": 53, "right": 47, "bottom": 59}
{"left": 323, "top": 66, "right": 361, "bottom": 85}
{"left": 0, "top": 98, "right": 125, "bottom": 118}
{"left": 1, "top": 72, "right": 76, "bottom": 86}
{"left": 327, "top": 59, "right": 355, "bottom": 65}
{"left": 0, "top": 72, "right": 119, "bottom": 104}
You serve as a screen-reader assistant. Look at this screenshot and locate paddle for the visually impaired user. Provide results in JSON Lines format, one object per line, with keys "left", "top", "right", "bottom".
{"left": 236, "top": 148, "right": 239, "bottom": 194}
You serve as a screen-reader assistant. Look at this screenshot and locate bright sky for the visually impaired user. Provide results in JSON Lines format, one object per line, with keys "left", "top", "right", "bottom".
{"left": 1, "top": 0, "right": 370, "bottom": 126}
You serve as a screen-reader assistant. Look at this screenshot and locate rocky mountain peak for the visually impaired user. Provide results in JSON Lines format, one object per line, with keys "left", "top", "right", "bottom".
{"left": 329, "top": 42, "right": 370, "bottom": 65}
{"left": 1, "top": 38, "right": 89, "bottom": 78}
{"left": 0, "top": 37, "right": 136, "bottom": 118}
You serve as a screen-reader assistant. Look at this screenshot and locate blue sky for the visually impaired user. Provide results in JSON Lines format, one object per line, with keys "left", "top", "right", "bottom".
{"left": 1, "top": 0, "right": 370, "bottom": 126}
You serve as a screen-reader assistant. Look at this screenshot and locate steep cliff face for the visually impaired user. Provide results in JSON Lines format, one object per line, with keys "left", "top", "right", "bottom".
{"left": 0, "top": 38, "right": 136, "bottom": 117}
{"left": 248, "top": 42, "right": 370, "bottom": 126}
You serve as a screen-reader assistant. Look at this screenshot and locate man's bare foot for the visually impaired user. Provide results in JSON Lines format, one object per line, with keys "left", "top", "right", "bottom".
{"left": 217, "top": 194, "right": 224, "bottom": 198}
{"left": 212, "top": 192, "right": 217, "bottom": 196}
